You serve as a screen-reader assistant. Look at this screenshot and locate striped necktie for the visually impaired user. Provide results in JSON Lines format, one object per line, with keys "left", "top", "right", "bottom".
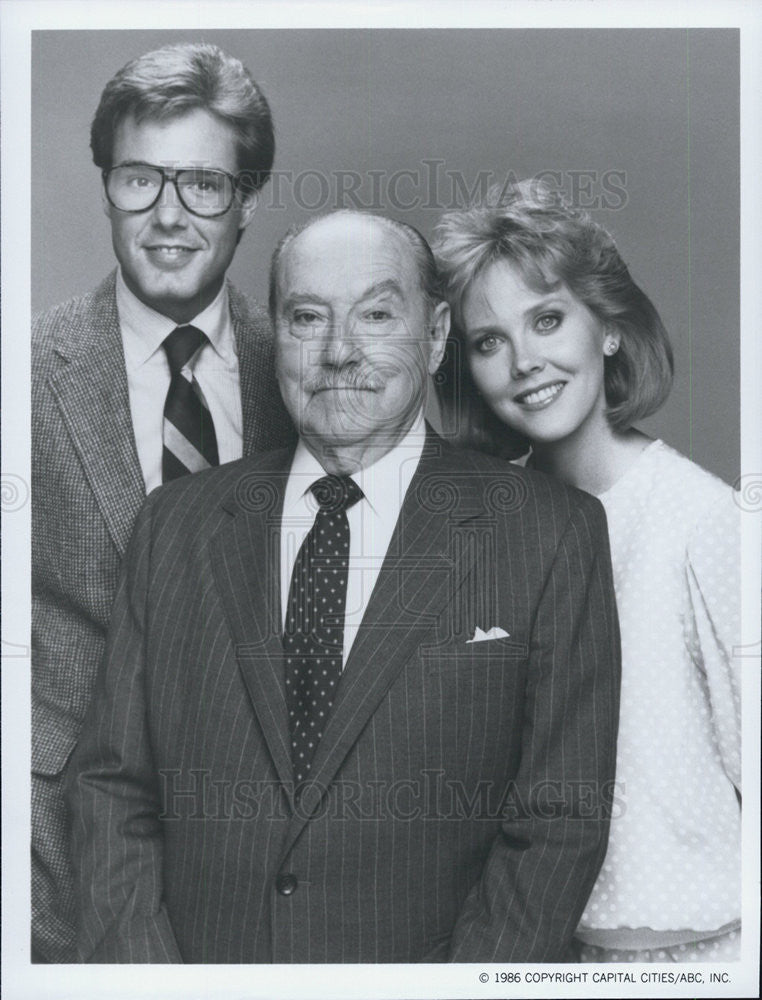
{"left": 162, "top": 324, "right": 220, "bottom": 482}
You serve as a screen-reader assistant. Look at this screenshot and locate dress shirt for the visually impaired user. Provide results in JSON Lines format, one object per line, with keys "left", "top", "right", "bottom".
{"left": 280, "top": 413, "right": 426, "bottom": 665}
{"left": 116, "top": 269, "right": 244, "bottom": 493}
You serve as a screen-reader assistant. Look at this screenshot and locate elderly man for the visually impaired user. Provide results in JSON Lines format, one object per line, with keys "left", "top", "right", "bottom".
{"left": 67, "top": 210, "right": 620, "bottom": 963}
{"left": 32, "top": 42, "right": 294, "bottom": 962}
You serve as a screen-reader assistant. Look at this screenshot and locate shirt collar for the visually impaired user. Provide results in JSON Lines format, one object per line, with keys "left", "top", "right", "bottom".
{"left": 283, "top": 411, "right": 427, "bottom": 521}
{"left": 116, "top": 268, "right": 232, "bottom": 369}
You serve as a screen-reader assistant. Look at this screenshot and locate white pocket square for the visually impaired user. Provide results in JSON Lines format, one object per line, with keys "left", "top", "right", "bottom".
{"left": 466, "top": 626, "right": 510, "bottom": 643}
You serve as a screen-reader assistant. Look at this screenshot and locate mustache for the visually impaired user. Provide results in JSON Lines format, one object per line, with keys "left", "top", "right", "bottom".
{"left": 303, "top": 367, "right": 390, "bottom": 393}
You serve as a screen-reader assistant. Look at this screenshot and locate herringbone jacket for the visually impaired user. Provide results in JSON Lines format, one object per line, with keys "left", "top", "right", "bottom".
{"left": 31, "top": 271, "right": 295, "bottom": 961}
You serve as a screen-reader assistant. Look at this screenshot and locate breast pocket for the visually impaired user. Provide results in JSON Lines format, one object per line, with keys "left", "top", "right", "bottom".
{"left": 420, "top": 635, "right": 529, "bottom": 673}
{"left": 411, "top": 636, "right": 529, "bottom": 784}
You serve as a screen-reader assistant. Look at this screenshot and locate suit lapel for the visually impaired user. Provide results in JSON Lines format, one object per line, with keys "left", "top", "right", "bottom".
{"left": 208, "top": 455, "right": 295, "bottom": 794}
{"left": 47, "top": 273, "right": 145, "bottom": 557}
{"left": 280, "top": 436, "right": 485, "bottom": 853}
{"left": 208, "top": 436, "right": 489, "bottom": 848}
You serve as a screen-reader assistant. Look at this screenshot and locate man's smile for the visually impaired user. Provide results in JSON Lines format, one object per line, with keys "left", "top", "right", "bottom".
{"left": 144, "top": 244, "right": 199, "bottom": 254}
{"left": 141, "top": 244, "right": 201, "bottom": 268}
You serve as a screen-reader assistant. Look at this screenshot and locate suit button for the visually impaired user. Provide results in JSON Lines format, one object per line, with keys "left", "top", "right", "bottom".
{"left": 276, "top": 873, "right": 298, "bottom": 896}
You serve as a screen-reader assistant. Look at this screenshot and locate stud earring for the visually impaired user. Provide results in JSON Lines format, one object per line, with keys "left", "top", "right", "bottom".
{"left": 604, "top": 341, "right": 618, "bottom": 356}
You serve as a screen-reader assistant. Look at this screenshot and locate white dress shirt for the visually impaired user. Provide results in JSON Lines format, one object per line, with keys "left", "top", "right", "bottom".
{"left": 116, "top": 270, "right": 244, "bottom": 493}
{"left": 280, "top": 413, "right": 426, "bottom": 665}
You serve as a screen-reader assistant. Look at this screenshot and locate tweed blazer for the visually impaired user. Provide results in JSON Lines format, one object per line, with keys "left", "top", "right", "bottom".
{"left": 67, "top": 433, "right": 621, "bottom": 963}
{"left": 31, "top": 271, "right": 295, "bottom": 961}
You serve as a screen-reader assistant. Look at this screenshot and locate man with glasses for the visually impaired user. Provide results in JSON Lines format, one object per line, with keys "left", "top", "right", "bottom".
{"left": 31, "top": 42, "right": 294, "bottom": 962}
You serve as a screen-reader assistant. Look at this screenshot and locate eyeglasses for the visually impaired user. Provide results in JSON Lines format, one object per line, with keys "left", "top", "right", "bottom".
{"left": 102, "top": 162, "right": 239, "bottom": 218}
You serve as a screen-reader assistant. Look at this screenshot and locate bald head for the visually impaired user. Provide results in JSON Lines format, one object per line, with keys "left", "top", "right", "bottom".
{"left": 269, "top": 210, "right": 442, "bottom": 322}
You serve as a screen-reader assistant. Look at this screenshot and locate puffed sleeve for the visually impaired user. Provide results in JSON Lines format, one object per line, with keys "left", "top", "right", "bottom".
{"left": 684, "top": 489, "right": 742, "bottom": 792}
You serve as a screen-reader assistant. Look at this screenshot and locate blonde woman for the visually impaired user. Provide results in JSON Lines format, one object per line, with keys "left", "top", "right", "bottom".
{"left": 434, "top": 180, "right": 741, "bottom": 962}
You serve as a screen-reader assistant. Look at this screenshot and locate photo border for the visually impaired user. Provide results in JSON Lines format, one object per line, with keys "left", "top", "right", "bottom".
{"left": 2, "top": 2, "right": 760, "bottom": 998}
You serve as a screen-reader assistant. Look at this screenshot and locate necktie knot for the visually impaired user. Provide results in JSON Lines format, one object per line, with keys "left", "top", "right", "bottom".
{"left": 163, "top": 324, "right": 208, "bottom": 376}
{"left": 310, "top": 475, "right": 363, "bottom": 514}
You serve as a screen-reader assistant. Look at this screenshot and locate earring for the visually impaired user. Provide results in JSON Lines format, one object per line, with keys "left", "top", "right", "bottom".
{"left": 604, "top": 340, "right": 618, "bottom": 356}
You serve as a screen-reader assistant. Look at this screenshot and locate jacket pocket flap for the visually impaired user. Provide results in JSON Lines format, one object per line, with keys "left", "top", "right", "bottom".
{"left": 32, "top": 703, "right": 80, "bottom": 776}
{"left": 420, "top": 635, "right": 529, "bottom": 661}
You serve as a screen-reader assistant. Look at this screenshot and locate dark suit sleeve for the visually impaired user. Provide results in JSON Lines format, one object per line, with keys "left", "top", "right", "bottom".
{"left": 447, "top": 495, "right": 621, "bottom": 962}
{"left": 64, "top": 494, "right": 183, "bottom": 963}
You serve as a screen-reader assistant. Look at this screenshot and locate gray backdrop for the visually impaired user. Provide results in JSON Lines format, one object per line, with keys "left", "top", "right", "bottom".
{"left": 32, "top": 28, "right": 740, "bottom": 483}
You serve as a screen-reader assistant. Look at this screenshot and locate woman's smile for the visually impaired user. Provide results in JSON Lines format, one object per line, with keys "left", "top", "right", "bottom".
{"left": 462, "top": 260, "right": 611, "bottom": 449}
{"left": 513, "top": 380, "right": 567, "bottom": 409}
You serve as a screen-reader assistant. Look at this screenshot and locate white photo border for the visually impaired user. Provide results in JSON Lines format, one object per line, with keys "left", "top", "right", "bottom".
{"left": 2, "top": 2, "right": 760, "bottom": 998}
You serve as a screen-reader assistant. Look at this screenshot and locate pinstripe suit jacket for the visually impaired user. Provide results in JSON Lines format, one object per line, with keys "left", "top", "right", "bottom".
{"left": 32, "top": 271, "right": 295, "bottom": 962}
{"left": 67, "top": 433, "right": 621, "bottom": 963}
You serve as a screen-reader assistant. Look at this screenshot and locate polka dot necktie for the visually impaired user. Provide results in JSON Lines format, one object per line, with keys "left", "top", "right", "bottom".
{"left": 283, "top": 475, "right": 364, "bottom": 784}
{"left": 162, "top": 325, "right": 219, "bottom": 482}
